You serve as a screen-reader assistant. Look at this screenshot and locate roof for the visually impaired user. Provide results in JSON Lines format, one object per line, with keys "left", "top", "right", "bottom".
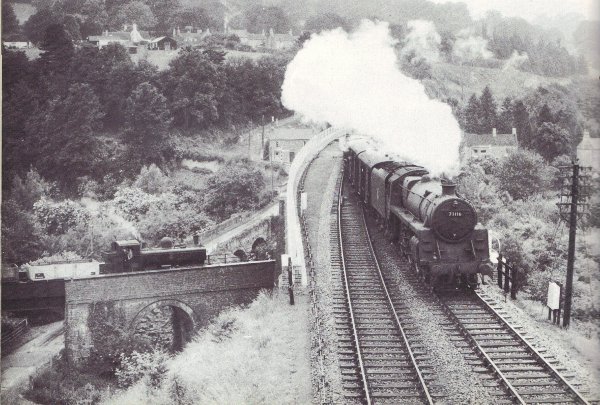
{"left": 88, "top": 33, "right": 130, "bottom": 42}
{"left": 462, "top": 132, "right": 517, "bottom": 147}
{"left": 270, "top": 127, "right": 315, "bottom": 141}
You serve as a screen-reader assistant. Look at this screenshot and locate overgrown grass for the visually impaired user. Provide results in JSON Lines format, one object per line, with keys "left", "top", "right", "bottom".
{"left": 103, "top": 290, "right": 312, "bottom": 405}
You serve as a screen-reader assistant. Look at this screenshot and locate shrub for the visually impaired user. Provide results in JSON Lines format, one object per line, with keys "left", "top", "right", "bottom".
{"left": 496, "top": 149, "right": 555, "bottom": 200}
{"left": 138, "top": 205, "right": 214, "bottom": 244}
{"left": 133, "top": 164, "right": 170, "bottom": 195}
{"left": 112, "top": 187, "right": 160, "bottom": 222}
{"left": 116, "top": 350, "right": 170, "bottom": 388}
{"left": 33, "top": 198, "right": 90, "bottom": 236}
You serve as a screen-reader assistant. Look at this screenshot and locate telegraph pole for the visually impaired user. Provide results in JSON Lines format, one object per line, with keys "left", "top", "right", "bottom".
{"left": 558, "top": 161, "right": 590, "bottom": 328}
{"left": 562, "top": 163, "right": 578, "bottom": 328}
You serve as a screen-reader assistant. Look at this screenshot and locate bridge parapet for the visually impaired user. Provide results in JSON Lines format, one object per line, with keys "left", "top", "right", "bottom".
{"left": 64, "top": 261, "right": 275, "bottom": 363}
{"left": 286, "top": 127, "right": 347, "bottom": 286}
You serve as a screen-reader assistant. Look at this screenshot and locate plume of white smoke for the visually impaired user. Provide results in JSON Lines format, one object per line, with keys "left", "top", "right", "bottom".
{"left": 453, "top": 28, "right": 493, "bottom": 61}
{"left": 401, "top": 20, "right": 441, "bottom": 63}
{"left": 281, "top": 20, "right": 461, "bottom": 176}
{"left": 503, "top": 50, "right": 529, "bottom": 70}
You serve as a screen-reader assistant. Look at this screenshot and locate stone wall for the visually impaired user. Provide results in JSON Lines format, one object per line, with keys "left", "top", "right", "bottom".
{"left": 65, "top": 261, "right": 275, "bottom": 363}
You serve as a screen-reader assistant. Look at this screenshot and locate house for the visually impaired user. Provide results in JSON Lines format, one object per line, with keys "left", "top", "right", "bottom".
{"left": 226, "top": 27, "right": 298, "bottom": 50}
{"left": 87, "top": 24, "right": 149, "bottom": 49}
{"left": 460, "top": 128, "right": 518, "bottom": 162}
{"left": 172, "top": 26, "right": 210, "bottom": 45}
{"left": 265, "top": 28, "right": 297, "bottom": 50}
{"left": 269, "top": 127, "right": 316, "bottom": 167}
{"left": 148, "top": 36, "right": 177, "bottom": 50}
{"left": 3, "top": 41, "right": 31, "bottom": 49}
{"left": 577, "top": 130, "right": 600, "bottom": 171}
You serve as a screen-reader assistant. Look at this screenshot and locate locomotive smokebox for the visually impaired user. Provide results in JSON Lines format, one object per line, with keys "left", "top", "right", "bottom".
{"left": 441, "top": 181, "right": 457, "bottom": 196}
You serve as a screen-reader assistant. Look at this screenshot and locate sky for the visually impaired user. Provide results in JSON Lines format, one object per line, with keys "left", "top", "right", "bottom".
{"left": 429, "top": 0, "right": 599, "bottom": 21}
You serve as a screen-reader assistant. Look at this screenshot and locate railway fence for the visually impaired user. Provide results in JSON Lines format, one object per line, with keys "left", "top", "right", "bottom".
{"left": 496, "top": 254, "right": 518, "bottom": 299}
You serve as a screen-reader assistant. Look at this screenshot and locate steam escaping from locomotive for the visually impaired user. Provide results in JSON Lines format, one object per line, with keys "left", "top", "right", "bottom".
{"left": 281, "top": 19, "right": 462, "bottom": 176}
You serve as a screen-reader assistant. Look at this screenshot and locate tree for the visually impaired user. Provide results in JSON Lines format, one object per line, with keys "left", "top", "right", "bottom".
{"left": 124, "top": 82, "right": 173, "bottom": 165}
{"left": 26, "top": 83, "right": 105, "bottom": 187}
{"left": 513, "top": 100, "right": 533, "bottom": 147}
{"left": 2, "top": 1, "right": 20, "bottom": 38}
{"left": 170, "top": 6, "right": 218, "bottom": 30}
{"left": 530, "top": 122, "right": 572, "bottom": 161}
{"left": 110, "top": 1, "right": 156, "bottom": 30}
{"left": 304, "top": 12, "right": 348, "bottom": 33}
{"left": 203, "top": 161, "right": 266, "bottom": 221}
{"left": 1, "top": 199, "right": 45, "bottom": 265}
{"left": 23, "top": 8, "right": 60, "bottom": 45}
{"left": 478, "top": 86, "right": 498, "bottom": 133}
{"left": 496, "top": 97, "right": 513, "bottom": 133}
{"left": 163, "top": 49, "right": 223, "bottom": 129}
{"left": 536, "top": 103, "right": 555, "bottom": 126}
{"left": 463, "top": 94, "right": 481, "bottom": 133}
{"left": 146, "top": 0, "right": 180, "bottom": 32}
{"left": 38, "top": 23, "right": 75, "bottom": 74}
{"left": 496, "top": 149, "right": 554, "bottom": 200}
{"left": 243, "top": 5, "right": 289, "bottom": 34}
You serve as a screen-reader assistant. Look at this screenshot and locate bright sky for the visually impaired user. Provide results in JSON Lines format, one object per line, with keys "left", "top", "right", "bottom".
{"left": 430, "top": 0, "right": 599, "bottom": 21}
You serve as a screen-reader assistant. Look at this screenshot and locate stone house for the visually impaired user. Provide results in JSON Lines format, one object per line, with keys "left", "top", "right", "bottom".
{"left": 87, "top": 24, "right": 149, "bottom": 49}
{"left": 148, "top": 36, "right": 178, "bottom": 50}
{"left": 269, "top": 127, "right": 316, "bottom": 167}
{"left": 460, "top": 128, "right": 518, "bottom": 162}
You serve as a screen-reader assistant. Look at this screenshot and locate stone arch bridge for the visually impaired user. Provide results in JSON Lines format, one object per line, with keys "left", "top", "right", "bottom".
{"left": 65, "top": 261, "right": 275, "bottom": 363}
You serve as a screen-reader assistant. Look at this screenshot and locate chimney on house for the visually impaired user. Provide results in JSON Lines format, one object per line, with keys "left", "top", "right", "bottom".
{"left": 289, "top": 29, "right": 292, "bottom": 35}
{"left": 173, "top": 28, "right": 176, "bottom": 36}
{"left": 123, "top": 24, "right": 128, "bottom": 31}
{"left": 269, "top": 28, "right": 274, "bottom": 36}
{"left": 177, "top": 27, "right": 181, "bottom": 35}
{"left": 512, "top": 127, "right": 516, "bottom": 135}
{"left": 492, "top": 128, "right": 497, "bottom": 137}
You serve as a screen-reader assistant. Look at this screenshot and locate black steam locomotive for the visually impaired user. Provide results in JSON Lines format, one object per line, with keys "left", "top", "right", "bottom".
{"left": 345, "top": 137, "right": 493, "bottom": 288}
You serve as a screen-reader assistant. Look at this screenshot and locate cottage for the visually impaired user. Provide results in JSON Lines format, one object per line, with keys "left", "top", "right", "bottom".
{"left": 460, "top": 128, "right": 518, "bottom": 162}
{"left": 577, "top": 130, "right": 600, "bottom": 171}
{"left": 87, "top": 24, "right": 149, "bottom": 49}
{"left": 3, "top": 41, "right": 31, "bottom": 49}
{"left": 265, "top": 28, "right": 297, "bottom": 50}
{"left": 172, "top": 27, "right": 210, "bottom": 45}
{"left": 269, "top": 127, "right": 316, "bottom": 167}
{"left": 148, "top": 36, "right": 177, "bottom": 51}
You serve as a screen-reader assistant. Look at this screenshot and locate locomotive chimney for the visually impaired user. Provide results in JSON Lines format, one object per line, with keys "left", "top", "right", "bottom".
{"left": 492, "top": 128, "right": 497, "bottom": 137}
{"left": 441, "top": 180, "right": 457, "bottom": 196}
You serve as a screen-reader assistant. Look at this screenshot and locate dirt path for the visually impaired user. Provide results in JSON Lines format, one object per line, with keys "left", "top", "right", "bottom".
{"left": 1, "top": 321, "right": 64, "bottom": 404}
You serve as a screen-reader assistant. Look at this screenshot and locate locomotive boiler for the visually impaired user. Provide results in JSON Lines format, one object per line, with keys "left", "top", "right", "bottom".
{"left": 345, "top": 137, "right": 493, "bottom": 288}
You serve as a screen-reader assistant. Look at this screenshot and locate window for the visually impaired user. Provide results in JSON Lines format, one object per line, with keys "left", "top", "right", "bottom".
{"left": 275, "top": 141, "right": 279, "bottom": 147}
{"left": 473, "top": 149, "right": 478, "bottom": 153}
{"left": 480, "top": 149, "right": 486, "bottom": 153}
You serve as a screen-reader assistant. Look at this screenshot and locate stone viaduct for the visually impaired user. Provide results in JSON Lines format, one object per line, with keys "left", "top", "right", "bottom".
{"left": 65, "top": 261, "right": 275, "bottom": 363}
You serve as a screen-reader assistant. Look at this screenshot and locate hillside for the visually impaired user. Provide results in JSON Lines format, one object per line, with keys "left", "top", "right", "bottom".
{"left": 428, "top": 62, "right": 573, "bottom": 103}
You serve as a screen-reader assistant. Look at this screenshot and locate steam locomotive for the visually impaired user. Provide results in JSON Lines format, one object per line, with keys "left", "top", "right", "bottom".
{"left": 344, "top": 137, "right": 493, "bottom": 288}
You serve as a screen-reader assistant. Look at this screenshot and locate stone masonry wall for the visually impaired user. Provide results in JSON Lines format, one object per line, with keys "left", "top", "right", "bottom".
{"left": 65, "top": 261, "right": 275, "bottom": 363}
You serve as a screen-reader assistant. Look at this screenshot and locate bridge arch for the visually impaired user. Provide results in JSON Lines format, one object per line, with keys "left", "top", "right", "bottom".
{"left": 130, "top": 299, "right": 196, "bottom": 352}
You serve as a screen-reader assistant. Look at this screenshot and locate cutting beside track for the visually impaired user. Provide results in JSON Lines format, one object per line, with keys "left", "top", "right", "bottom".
{"left": 333, "top": 177, "right": 433, "bottom": 405}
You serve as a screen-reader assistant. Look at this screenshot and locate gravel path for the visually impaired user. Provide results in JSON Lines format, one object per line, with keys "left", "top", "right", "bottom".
{"left": 300, "top": 143, "right": 346, "bottom": 403}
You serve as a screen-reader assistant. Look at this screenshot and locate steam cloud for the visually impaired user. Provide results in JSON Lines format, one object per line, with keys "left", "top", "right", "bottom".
{"left": 401, "top": 20, "right": 441, "bottom": 63}
{"left": 503, "top": 50, "right": 529, "bottom": 70}
{"left": 281, "top": 20, "right": 461, "bottom": 176}
{"left": 453, "top": 29, "right": 493, "bottom": 61}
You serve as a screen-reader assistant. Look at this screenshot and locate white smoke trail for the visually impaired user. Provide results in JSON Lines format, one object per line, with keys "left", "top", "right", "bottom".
{"left": 401, "top": 20, "right": 441, "bottom": 63}
{"left": 281, "top": 20, "right": 461, "bottom": 176}
{"left": 503, "top": 50, "right": 529, "bottom": 70}
{"left": 453, "top": 28, "right": 493, "bottom": 61}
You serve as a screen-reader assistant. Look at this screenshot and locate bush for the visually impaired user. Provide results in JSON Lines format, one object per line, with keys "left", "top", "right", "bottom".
{"left": 116, "top": 350, "right": 170, "bottom": 388}
{"left": 138, "top": 205, "right": 214, "bottom": 244}
{"left": 496, "top": 149, "right": 555, "bottom": 200}
{"left": 133, "top": 164, "right": 169, "bottom": 195}
{"left": 112, "top": 187, "right": 160, "bottom": 222}
{"left": 33, "top": 198, "right": 90, "bottom": 236}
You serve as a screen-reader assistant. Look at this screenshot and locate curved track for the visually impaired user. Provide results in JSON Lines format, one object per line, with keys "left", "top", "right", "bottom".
{"left": 437, "top": 289, "right": 590, "bottom": 405}
{"left": 334, "top": 179, "right": 433, "bottom": 405}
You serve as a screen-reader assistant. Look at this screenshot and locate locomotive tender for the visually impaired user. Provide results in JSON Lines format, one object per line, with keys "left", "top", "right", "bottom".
{"left": 344, "top": 137, "right": 493, "bottom": 288}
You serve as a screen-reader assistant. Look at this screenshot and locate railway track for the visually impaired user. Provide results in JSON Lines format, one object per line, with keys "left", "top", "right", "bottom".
{"left": 437, "top": 289, "right": 591, "bottom": 405}
{"left": 332, "top": 179, "right": 433, "bottom": 405}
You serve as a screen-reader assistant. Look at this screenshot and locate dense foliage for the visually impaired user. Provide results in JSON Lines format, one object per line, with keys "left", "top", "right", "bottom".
{"left": 2, "top": 37, "right": 289, "bottom": 193}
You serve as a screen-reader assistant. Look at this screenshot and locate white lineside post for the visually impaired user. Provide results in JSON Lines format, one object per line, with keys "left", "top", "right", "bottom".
{"left": 285, "top": 126, "right": 346, "bottom": 286}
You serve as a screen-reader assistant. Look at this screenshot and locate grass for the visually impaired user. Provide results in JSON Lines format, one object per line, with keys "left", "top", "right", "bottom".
{"left": 103, "top": 290, "right": 312, "bottom": 405}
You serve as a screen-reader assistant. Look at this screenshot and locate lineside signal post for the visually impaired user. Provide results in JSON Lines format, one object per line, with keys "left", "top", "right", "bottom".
{"left": 557, "top": 162, "right": 591, "bottom": 328}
